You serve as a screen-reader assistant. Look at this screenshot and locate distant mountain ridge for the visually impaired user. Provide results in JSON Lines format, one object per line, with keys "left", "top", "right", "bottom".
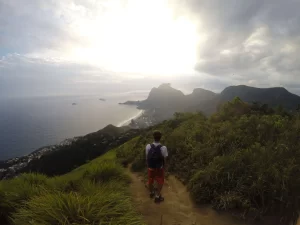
{"left": 186, "top": 88, "right": 217, "bottom": 104}
{"left": 121, "top": 83, "right": 300, "bottom": 118}
{"left": 220, "top": 85, "right": 300, "bottom": 110}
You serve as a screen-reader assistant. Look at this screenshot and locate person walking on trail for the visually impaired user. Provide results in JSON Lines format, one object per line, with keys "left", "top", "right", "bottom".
{"left": 146, "top": 130, "right": 168, "bottom": 203}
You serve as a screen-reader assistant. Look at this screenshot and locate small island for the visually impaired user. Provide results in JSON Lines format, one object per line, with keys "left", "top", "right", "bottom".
{"left": 99, "top": 98, "right": 106, "bottom": 101}
{"left": 119, "top": 100, "right": 140, "bottom": 105}
{"left": 72, "top": 103, "right": 77, "bottom": 105}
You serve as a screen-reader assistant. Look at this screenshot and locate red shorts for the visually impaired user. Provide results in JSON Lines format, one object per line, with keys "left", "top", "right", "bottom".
{"left": 148, "top": 168, "right": 164, "bottom": 185}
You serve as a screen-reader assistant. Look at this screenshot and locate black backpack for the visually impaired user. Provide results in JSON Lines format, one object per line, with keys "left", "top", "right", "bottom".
{"left": 147, "top": 144, "right": 164, "bottom": 169}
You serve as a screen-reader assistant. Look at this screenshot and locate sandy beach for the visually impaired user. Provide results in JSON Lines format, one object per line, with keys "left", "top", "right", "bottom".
{"left": 117, "top": 110, "right": 145, "bottom": 127}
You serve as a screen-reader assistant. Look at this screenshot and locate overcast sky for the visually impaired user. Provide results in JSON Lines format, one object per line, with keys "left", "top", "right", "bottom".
{"left": 1, "top": 0, "right": 300, "bottom": 98}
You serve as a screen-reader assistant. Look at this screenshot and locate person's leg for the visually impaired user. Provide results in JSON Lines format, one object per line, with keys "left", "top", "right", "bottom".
{"left": 148, "top": 168, "right": 155, "bottom": 198}
{"left": 154, "top": 168, "right": 165, "bottom": 202}
{"left": 149, "top": 182, "right": 155, "bottom": 195}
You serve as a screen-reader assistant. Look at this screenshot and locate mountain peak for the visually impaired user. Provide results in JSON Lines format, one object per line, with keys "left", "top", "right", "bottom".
{"left": 149, "top": 83, "right": 184, "bottom": 96}
{"left": 137, "top": 83, "right": 185, "bottom": 111}
{"left": 158, "top": 83, "right": 172, "bottom": 89}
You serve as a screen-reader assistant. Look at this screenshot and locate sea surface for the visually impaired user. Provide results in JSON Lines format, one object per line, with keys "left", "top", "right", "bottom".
{"left": 0, "top": 92, "right": 147, "bottom": 160}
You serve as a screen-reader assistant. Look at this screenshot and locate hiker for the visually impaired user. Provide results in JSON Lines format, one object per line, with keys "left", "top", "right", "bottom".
{"left": 146, "top": 130, "right": 168, "bottom": 203}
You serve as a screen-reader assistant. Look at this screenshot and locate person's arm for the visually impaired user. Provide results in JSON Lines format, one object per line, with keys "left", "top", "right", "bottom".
{"left": 162, "top": 146, "right": 168, "bottom": 170}
{"left": 145, "top": 144, "right": 149, "bottom": 167}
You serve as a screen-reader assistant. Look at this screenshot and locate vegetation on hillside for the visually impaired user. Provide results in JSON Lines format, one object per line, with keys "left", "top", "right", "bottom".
{"left": 16, "top": 125, "right": 139, "bottom": 177}
{"left": 0, "top": 151, "right": 143, "bottom": 225}
{"left": 116, "top": 98, "right": 300, "bottom": 225}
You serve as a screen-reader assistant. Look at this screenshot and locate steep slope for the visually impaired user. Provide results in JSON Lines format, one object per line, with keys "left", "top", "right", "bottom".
{"left": 21, "top": 125, "right": 139, "bottom": 176}
{"left": 0, "top": 125, "right": 139, "bottom": 179}
{"left": 138, "top": 83, "right": 186, "bottom": 110}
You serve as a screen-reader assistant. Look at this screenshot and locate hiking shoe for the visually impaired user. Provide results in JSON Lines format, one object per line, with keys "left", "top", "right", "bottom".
{"left": 154, "top": 195, "right": 164, "bottom": 203}
{"left": 149, "top": 191, "right": 155, "bottom": 198}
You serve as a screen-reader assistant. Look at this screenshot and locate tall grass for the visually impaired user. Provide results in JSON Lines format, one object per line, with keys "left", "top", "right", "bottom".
{"left": 0, "top": 151, "right": 144, "bottom": 225}
{"left": 12, "top": 187, "right": 140, "bottom": 225}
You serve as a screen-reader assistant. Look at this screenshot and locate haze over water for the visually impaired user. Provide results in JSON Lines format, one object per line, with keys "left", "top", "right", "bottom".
{"left": 0, "top": 92, "right": 147, "bottom": 160}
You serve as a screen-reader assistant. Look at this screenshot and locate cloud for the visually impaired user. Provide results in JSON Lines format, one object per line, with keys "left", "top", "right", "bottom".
{"left": 1, "top": 0, "right": 300, "bottom": 97}
{"left": 0, "top": 54, "right": 179, "bottom": 98}
{"left": 0, "top": 54, "right": 95, "bottom": 97}
{"left": 1, "top": 1, "right": 72, "bottom": 53}
{"left": 173, "top": 0, "right": 300, "bottom": 94}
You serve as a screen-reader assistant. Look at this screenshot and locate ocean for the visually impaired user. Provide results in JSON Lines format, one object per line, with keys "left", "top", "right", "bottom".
{"left": 0, "top": 92, "right": 147, "bottom": 160}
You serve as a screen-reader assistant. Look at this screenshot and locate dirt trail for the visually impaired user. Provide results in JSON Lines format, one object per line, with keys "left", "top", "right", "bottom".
{"left": 128, "top": 170, "right": 250, "bottom": 225}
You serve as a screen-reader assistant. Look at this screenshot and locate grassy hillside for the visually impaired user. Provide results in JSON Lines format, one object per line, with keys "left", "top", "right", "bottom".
{"left": 0, "top": 151, "right": 144, "bottom": 225}
{"left": 116, "top": 98, "right": 300, "bottom": 225}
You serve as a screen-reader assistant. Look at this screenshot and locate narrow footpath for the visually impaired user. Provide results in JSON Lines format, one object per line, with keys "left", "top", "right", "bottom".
{"left": 128, "top": 170, "right": 250, "bottom": 225}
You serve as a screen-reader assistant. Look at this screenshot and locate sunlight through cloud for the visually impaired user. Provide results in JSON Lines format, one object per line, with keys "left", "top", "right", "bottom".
{"left": 63, "top": 0, "right": 199, "bottom": 75}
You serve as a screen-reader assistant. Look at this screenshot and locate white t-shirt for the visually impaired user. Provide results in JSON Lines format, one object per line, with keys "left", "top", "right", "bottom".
{"left": 145, "top": 142, "right": 168, "bottom": 158}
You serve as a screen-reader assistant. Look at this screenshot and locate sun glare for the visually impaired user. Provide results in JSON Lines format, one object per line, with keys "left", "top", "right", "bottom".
{"left": 68, "top": 0, "right": 199, "bottom": 76}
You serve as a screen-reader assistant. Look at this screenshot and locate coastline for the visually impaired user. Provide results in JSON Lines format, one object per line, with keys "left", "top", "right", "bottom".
{"left": 0, "top": 109, "right": 156, "bottom": 180}
{"left": 117, "top": 110, "right": 144, "bottom": 127}
{"left": 0, "top": 137, "right": 79, "bottom": 179}
{"left": 0, "top": 102, "right": 158, "bottom": 180}
{"left": 0, "top": 95, "right": 144, "bottom": 161}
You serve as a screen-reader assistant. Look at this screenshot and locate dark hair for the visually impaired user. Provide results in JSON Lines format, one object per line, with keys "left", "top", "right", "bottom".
{"left": 153, "top": 130, "right": 162, "bottom": 142}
